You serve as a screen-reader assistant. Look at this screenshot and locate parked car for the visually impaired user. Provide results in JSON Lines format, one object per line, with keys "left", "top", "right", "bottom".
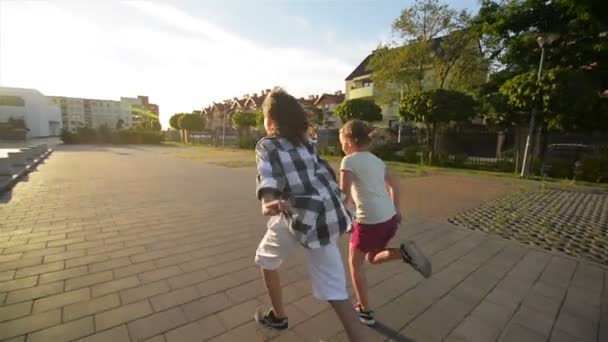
{"left": 541, "top": 144, "right": 598, "bottom": 178}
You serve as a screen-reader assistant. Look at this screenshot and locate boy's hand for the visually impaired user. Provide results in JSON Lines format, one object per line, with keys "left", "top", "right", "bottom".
{"left": 262, "top": 199, "right": 289, "bottom": 216}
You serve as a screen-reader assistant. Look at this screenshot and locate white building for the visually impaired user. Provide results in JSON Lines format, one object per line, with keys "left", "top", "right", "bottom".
{"left": 48, "top": 96, "right": 143, "bottom": 131}
{"left": 0, "top": 87, "right": 62, "bottom": 138}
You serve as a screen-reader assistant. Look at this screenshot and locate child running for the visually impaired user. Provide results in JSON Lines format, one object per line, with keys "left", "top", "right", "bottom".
{"left": 339, "top": 119, "right": 432, "bottom": 326}
{"left": 254, "top": 88, "right": 365, "bottom": 341}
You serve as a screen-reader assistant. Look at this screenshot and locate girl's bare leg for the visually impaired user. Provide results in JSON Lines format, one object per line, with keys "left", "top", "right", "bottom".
{"left": 261, "top": 268, "right": 286, "bottom": 318}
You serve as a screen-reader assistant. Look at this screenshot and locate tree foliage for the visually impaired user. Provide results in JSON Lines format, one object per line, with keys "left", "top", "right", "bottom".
{"left": 399, "top": 89, "right": 477, "bottom": 159}
{"left": 231, "top": 111, "right": 257, "bottom": 130}
{"left": 255, "top": 110, "right": 265, "bottom": 130}
{"left": 474, "top": 0, "right": 608, "bottom": 130}
{"left": 335, "top": 99, "right": 383, "bottom": 123}
{"left": 178, "top": 113, "right": 206, "bottom": 131}
{"left": 370, "top": 0, "right": 487, "bottom": 104}
{"left": 169, "top": 113, "right": 186, "bottom": 130}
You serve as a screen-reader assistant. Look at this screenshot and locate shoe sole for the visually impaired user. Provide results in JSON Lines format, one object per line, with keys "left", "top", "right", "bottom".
{"left": 359, "top": 317, "right": 376, "bottom": 325}
{"left": 401, "top": 241, "right": 432, "bottom": 278}
{"left": 254, "top": 308, "right": 288, "bottom": 330}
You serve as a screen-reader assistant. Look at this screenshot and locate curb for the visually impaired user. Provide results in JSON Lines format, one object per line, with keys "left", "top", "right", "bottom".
{"left": 0, "top": 149, "right": 53, "bottom": 195}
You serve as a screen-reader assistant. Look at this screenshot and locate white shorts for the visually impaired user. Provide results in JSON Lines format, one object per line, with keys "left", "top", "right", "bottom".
{"left": 254, "top": 215, "right": 348, "bottom": 301}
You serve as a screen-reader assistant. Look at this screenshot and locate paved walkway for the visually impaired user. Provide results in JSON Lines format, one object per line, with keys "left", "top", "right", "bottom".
{"left": 0, "top": 146, "right": 605, "bottom": 342}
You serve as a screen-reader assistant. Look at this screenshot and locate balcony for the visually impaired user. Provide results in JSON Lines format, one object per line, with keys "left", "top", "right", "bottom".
{"left": 349, "top": 86, "right": 375, "bottom": 100}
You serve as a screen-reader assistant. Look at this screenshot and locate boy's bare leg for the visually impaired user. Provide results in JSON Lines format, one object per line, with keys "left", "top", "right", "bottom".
{"left": 367, "top": 248, "right": 402, "bottom": 264}
{"left": 262, "top": 268, "right": 287, "bottom": 318}
{"left": 349, "top": 245, "right": 369, "bottom": 309}
{"left": 329, "top": 299, "right": 366, "bottom": 342}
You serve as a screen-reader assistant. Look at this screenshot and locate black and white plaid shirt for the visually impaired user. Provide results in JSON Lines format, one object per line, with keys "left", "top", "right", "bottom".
{"left": 256, "top": 137, "right": 353, "bottom": 248}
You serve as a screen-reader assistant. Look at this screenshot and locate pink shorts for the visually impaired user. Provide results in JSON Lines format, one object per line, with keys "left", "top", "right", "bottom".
{"left": 350, "top": 215, "right": 398, "bottom": 253}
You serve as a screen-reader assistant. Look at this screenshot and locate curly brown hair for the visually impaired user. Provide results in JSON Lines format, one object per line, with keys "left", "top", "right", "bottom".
{"left": 340, "top": 119, "right": 371, "bottom": 146}
{"left": 263, "top": 88, "right": 309, "bottom": 144}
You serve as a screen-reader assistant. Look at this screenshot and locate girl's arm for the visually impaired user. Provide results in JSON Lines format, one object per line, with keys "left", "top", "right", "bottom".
{"left": 340, "top": 170, "right": 355, "bottom": 208}
{"left": 385, "top": 170, "right": 401, "bottom": 223}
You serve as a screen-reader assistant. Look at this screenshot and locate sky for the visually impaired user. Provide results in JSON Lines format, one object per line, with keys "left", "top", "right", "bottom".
{"left": 0, "top": 0, "right": 480, "bottom": 127}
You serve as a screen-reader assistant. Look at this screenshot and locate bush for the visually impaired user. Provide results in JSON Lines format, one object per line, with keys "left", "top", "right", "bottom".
{"left": 433, "top": 152, "right": 450, "bottom": 167}
{"left": 61, "top": 127, "right": 162, "bottom": 145}
{"left": 370, "top": 142, "right": 401, "bottom": 161}
{"left": 578, "top": 155, "right": 608, "bottom": 183}
{"left": 549, "top": 159, "right": 574, "bottom": 179}
{"left": 452, "top": 153, "right": 468, "bottom": 168}
{"left": 496, "top": 159, "right": 516, "bottom": 173}
{"left": 237, "top": 135, "right": 258, "bottom": 149}
{"left": 402, "top": 146, "right": 419, "bottom": 163}
{"left": 60, "top": 129, "right": 76, "bottom": 144}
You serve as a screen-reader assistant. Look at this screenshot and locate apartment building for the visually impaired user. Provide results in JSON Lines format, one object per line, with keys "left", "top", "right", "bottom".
{"left": 48, "top": 95, "right": 158, "bottom": 131}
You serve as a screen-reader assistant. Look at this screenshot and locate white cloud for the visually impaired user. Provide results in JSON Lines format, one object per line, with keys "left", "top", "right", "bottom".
{"left": 0, "top": 1, "right": 354, "bottom": 127}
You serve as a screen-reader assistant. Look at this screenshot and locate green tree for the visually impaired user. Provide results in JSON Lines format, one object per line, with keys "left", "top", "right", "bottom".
{"left": 370, "top": 0, "right": 487, "bottom": 104}
{"left": 255, "top": 109, "right": 265, "bottom": 130}
{"left": 231, "top": 111, "right": 256, "bottom": 136}
{"left": 474, "top": 0, "right": 608, "bottom": 130}
{"left": 116, "top": 118, "right": 124, "bottom": 130}
{"left": 399, "top": 89, "right": 477, "bottom": 161}
{"left": 169, "top": 113, "right": 186, "bottom": 130}
{"left": 308, "top": 107, "right": 326, "bottom": 129}
{"left": 131, "top": 106, "right": 161, "bottom": 132}
{"left": 335, "top": 99, "right": 383, "bottom": 123}
{"left": 178, "top": 113, "right": 205, "bottom": 143}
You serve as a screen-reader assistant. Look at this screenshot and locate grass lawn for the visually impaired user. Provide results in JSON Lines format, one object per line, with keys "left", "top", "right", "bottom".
{"left": 163, "top": 142, "right": 608, "bottom": 190}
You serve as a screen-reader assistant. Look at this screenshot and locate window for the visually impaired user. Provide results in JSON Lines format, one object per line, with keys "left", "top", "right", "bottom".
{"left": 362, "top": 81, "right": 374, "bottom": 88}
{"left": 0, "top": 95, "right": 25, "bottom": 107}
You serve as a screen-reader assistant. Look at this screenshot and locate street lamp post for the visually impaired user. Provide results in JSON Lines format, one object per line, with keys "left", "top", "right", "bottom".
{"left": 520, "top": 35, "right": 549, "bottom": 178}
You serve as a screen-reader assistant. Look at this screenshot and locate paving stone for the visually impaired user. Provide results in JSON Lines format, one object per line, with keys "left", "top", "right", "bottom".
{"left": 510, "top": 306, "right": 554, "bottom": 337}
{"left": 553, "top": 311, "right": 598, "bottom": 341}
{"left": 181, "top": 292, "right": 232, "bottom": 321}
{"left": 91, "top": 275, "right": 140, "bottom": 297}
{"left": 207, "top": 321, "right": 279, "bottom": 342}
{"left": 39, "top": 265, "right": 88, "bottom": 284}
{"left": 65, "top": 271, "right": 113, "bottom": 291}
{"left": 74, "top": 325, "right": 131, "bottom": 342}
{"left": 44, "top": 250, "right": 86, "bottom": 263}
{"left": 88, "top": 257, "right": 132, "bottom": 273}
{"left": 403, "top": 294, "right": 474, "bottom": 341}
{"left": 127, "top": 307, "right": 187, "bottom": 341}
{"left": 0, "top": 275, "right": 38, "bottom": 292}
{"left": 120, "top": 280, "right": 171, "bottom": 304}
{"left": 293, "top": 308, "right": 343, "bottom": 341}
{"left": 500, "top": 323, "right": 547, "bottom": 342}
{"left": 33, "top": 287, "right": 90, "bottom": 313}
{"left": 217, "top": 298, "right": 260, "bottom": 329}
{"left": 113, "top": 261, "right": 157, "bottom": 279}
{"left": 151, "top": 285, "right": 201, "bottom": 312}
{"left": 0, "top": 301, "right": 32, "bottom": 322}
{"left": 6, "top": 281, "right": 63, "bottom": 304}
{"left": 14, "top": 260, "right": 63, "bottom": 278}
{"left": 225, "top": 279, "right": 267, "bottom": 303}
{"left": 64, "top": 293, "right": 121, "bottom": 321}
{"left": 0, "top": 309, "right": 61, "bottom": 340}
{"left": 27, "top": 316, "right": 94, "bottom": 342}
{"left": 95, "top": 300, "right": 153, "bottom": 331}
{"left": 0, "top": 257, "right": 42, "bottom": 273}
{"left": 139, "top": 265, "right": 182, "bottom": 283}
{"left": 447, "top": 315, "right": 502, "bottom": 342}
{"left": 293, "top": 295, "right": 329, "bottom": 317}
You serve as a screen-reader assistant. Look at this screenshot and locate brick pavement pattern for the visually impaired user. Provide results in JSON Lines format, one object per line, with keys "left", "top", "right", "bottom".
{"left": 0, "top": 145, "right": 606, "bottom": 342}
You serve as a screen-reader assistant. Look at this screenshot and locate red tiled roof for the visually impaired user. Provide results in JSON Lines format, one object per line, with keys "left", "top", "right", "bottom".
{"left": 314, "top": 93, "right": 345, "bottom": 106}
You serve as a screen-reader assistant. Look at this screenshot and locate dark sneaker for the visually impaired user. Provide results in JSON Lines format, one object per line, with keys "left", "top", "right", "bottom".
{"left": 400, "top": 241, "right": 432, "bottom": 278}
{"left": 254, "top": 308, "right": 288, "bottom": 330}
{"left": 354, "top": 304, "right": 376, "bottom": 326}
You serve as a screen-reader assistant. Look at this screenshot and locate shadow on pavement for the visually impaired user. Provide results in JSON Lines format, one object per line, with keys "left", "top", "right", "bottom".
{"left": 370, "top": 322, "right": 416, "bottom": 342}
